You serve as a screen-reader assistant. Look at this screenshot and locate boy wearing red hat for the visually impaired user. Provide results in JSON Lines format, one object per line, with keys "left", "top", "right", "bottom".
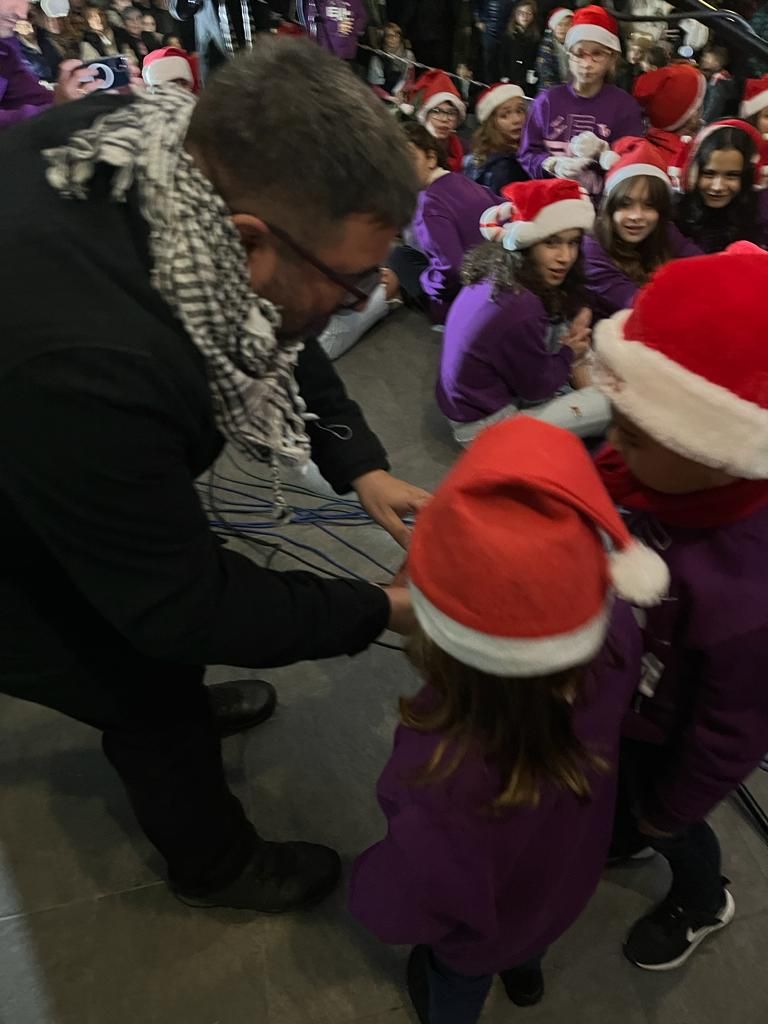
{"left": 593, "top": 243, "right": 768, "bottom": 970}
{"left": 350, "top": 416, "right": 662, "bottom": 1022}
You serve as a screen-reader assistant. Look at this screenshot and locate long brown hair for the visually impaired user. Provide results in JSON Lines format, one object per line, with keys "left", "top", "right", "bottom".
{"left": 472, "top": 114, "right": 518, "bottom": 166}
{"left": 595, "top": 175, "right": 673, "bottom": 285}
{"left": 461, "top": 240, "right": 588, "bottom": 318}
{"left": 401, "top": 624, "right": 609, "bottom": 813}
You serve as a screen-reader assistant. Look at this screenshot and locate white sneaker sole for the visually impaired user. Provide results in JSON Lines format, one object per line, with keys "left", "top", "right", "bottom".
{"left": 631, "top": 890, "right": 736, "bottom": 972}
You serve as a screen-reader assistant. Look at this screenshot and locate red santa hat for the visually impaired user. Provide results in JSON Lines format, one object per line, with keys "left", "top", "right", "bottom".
{"left": 548, "top": 7, "right": 573, "bottom": 31}
{"left": 411, "top": 69, "right": 466, "bottom": 125}
{"left": 480, "top": 179, "right": 594, "bottom": 251}
{"left": 740, "top": 76, "right": 768, "bottom": 121}
{"left": 603, "top": 136, "right": 671, "bottom": 194}
{"left": 594, "top": 244, "right": 768, "bottom": 479}
{"left": 633, "top": 64, "right": 706, "bottom": 133}
{"left": 670, "top": 118, "right": 768, "bottom": 192}
{"left": 142, "top": 47, "right": 197, "bottom": 92}
{"left": 565, "top": 5, "right": 621, "bottom": 53}
{"left": 476, "top": 82, "right": 526, "bottom": 125}
{"left": 408, "top": 417, "right": 669, "bottom": 677}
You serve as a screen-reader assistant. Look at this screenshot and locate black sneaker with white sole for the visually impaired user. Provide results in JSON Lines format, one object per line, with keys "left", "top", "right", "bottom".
{"left": 624, "top": 889, "right": 735, "bottom": 971}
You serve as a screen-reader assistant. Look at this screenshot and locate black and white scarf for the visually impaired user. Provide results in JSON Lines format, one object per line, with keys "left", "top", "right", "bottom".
{"left": 43, "top": 87, "right": 311, "bottom": 512}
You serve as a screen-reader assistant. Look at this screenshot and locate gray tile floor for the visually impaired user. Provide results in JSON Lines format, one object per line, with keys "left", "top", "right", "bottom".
{"left": 1, "top": 310, "right": 767, "bottom": 1024}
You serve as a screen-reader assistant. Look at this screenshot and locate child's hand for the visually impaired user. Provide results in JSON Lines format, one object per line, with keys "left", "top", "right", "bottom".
{"left": 563, "top": 308, "right": 592, "bottom": 355}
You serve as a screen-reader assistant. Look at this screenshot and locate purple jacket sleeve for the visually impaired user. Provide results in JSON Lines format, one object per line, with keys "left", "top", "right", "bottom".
{"left": 518, "top": 93, "right": 553, "bottom": 180}
{"left": 0, "top": 40, "right": 53, "bottom": 131}
{"left": 667, "top": 222, "right": 702, "bottom": 259}
{"left": 349, "top": 799, "right": 500, "bottom": 947}
{"left": 495, "top": 309, "right": 574, "bottom": 403}
{"left": 643, "top": 629, "right": 768, "bottom": 833}
{"left": 582, "top": 236, "right": 637, "bottom": 317}
{"left": 418, "top": 206, "right": 467, "bottom": 301}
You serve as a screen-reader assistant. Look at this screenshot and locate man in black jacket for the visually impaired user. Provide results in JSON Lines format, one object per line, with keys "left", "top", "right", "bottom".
{"left": 0, "top": 39, "right": 424, "bottom": 912}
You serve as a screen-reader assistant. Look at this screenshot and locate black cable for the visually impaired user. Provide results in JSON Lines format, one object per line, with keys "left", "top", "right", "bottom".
{"left": 733, "top": 783, "right": 768, "bottom": 846}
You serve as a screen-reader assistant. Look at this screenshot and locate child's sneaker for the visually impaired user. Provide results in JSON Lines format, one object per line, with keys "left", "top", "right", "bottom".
{"left": 624, "top": 889, "right": 735, "bottom": 971}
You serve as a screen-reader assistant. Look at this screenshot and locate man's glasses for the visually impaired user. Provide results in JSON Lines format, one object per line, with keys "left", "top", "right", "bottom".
{"left": 264, "top": 221, "right": 380, "bottom": 310}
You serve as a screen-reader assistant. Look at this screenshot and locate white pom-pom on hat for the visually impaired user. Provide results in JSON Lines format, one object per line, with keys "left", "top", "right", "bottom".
{"left": 600, "top": 149, "right": 621, "bottom": 170}
{"left": 609, "top": 540, "right": 671, "bottom": 607}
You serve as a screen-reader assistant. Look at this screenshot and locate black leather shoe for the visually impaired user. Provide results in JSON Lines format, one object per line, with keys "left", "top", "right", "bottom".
{"left": 174, "top": 840, "right": 341, "bottom": 913}
{"left": 499, "top": 963, "right": 545, "bottom": 1007}
{"left": 208, "top": 680, "right": 277, "bottom": 738}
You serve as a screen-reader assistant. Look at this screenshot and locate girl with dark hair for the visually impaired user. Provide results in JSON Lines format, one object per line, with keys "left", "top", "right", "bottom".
{"left": 673, "top": 120, "right": 768, "bottom": 253}
{"left": 465, "top": 82, "right": 529, "bottom": 192}
{"left": 387, "top": 122, "right": 500, "bottom": 324}
{"left": 498, "top": 0, "right": 541, "bottom": 90}
{"left": 350, "top": 414, "right": 658, "bottom": 1023}
{"left": 436, "top": 179, "right": 610, "bottom": 443}
{"left": 583, "top": 142, "right": 701, "bottom": 319}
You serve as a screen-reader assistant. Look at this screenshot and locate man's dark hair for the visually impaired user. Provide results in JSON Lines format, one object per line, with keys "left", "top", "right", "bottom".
{"left": 186, "top": 38, "right": 418, "bottom": 242}
{"left": 400, "top": 121, "right": 450, "bottom": 170}
{"left": 645, "top": 45, "right": 669, "bottom": 71}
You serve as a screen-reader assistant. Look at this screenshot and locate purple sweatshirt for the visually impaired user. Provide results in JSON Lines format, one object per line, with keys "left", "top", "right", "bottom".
{"left": 582, "top": 225, "right": 702, "bottom": 320}
{"left": 437, "top": 282, "right": 573, "bottom": 422}
{"left": 349, "top": 601, "right": 641, "bottom": 975}
{"left": 412, "top": 172, "right": 499, "bottom": 325}
{"left": 618, "top": 504, "right": 768, "bottom": 834}
{"left": 0, "top": 37, "right": 53, "bottom": 131}
{"left": 298, "top": 1, "right": 367, "bottom": 60}
{"left": 519, "top": 84, "right": 644, "bottom": 200}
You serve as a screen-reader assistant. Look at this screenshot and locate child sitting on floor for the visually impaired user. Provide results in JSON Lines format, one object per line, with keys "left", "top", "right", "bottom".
{"left": 465, "top": 82, "right": 529, "bottom": 193}
{"left": 387, "top": 123, "right": 499, "bottom": 326}
{"left": 437, "top": 178, "right": 610, "bottom": 444}
{"left": 672, "top": 119, "right": 768, "bottom": 253}
{"left": 350, "top": 414, "right": 665, "bottom": 1024}
{"left": 592, "top": 242, "right": 768, "bottom": 971}
{"left": 583, "top": 138, "right": 701, "bottom": 319}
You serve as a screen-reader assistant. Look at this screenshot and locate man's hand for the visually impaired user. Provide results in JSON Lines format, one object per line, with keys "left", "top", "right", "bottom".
{"left": 353, "top": 470, "right": 431, "bottom": 549}
{"left": 54, "top": 60, "right": 102, "bottom": 106}
{"left": 382, "top": 585, "right": 415, "bottom": 635}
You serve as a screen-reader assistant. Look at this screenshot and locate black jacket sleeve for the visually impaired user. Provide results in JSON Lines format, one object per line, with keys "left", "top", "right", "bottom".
{"left": 295, "top": 336, "right": 389, "bottom": 493}
{"left": 0, "top": 349, "right": 390, "bottom": 668}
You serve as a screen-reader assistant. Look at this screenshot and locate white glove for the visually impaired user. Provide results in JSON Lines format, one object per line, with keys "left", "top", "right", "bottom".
{"left": 544, "top": 156, "right": 591, "bottom": 179}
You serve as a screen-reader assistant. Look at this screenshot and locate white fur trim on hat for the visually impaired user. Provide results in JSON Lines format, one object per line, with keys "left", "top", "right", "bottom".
{"left": 565, "top": 24, "right": 620, "bottom": 53}
{"left": 548, "top": 7, "right": 573, "bottom": 32}
{"left": 605, "top": 162, "right": 670, "bottom": 194}
{"left": 417, "top": 90, "right": 466, "bottom": 124}
{"left": 741, "top": 89, "right": 768, "bottom": 121}
{"left": 143, "top": 55, "right": 193, "bottom": 87}
{"left": 594, "top": 310, "right": 768, "bottom": 479}
{"left": 502, "top": 197, "right": 595, "bottom": 251}
{"left": 665, "top": 72, "right": 706, "bottom": 132}
{"left": 411, "top": 583, "right": 611, "bottom": 676}
{"left": 476, "top": 83, "right": 526, "bottom": 124}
